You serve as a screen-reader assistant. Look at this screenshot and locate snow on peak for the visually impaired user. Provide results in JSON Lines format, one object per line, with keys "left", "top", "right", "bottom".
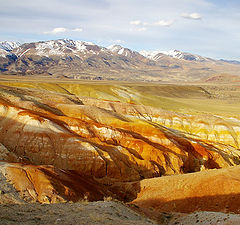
{"left": 160, "top": 50, "right": 184, "bottom": 59}
{"left": 140, "top": 50, "right": 162, "bottom": 59}
{"left": 107, "top": 45, "right": 135, "bottom": 57}
{"left": 34, "top": 39, "right": 100, "bottom": 57}
{"left": 0, "top": 49, "right": 10, "bottom": 58}
{"left": 107, "top": 44, "right": 122, "bottom": 51}
{"left": 0, "top": 39, "right": 209, "bottom": 62}
{"left": 163, "top": 50, "right": 205, "bottom": 61}
{"left": 140, "top": 49, "right": 182, "bottom": 59}
{"left": 140, "top": 49, "right": 205, "bottom": 61}
{"left": 0, "top": 41, "right": 21, "bottom": 51}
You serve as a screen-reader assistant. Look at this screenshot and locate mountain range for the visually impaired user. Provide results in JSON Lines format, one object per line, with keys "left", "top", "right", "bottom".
{"left": 1, "top": 39, "right": 240, "bottom": 82}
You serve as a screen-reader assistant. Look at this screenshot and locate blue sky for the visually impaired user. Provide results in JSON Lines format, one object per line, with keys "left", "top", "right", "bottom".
{"left": 0, "top": 0, "right": 240, "bottom": 60}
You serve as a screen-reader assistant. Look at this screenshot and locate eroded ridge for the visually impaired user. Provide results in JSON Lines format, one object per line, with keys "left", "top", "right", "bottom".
{"left": 0, "top": 84, "right": 239, "bottom": 184}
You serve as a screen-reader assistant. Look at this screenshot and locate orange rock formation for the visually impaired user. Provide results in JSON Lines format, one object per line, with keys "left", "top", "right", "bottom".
{"left": 0, "top": 84, "right": 239, "bottom": 184}
{"left": 131, "top": 165, "right": 240, "bottom": 214}
{"left": 0, "top": 82, "right": 240, "bottom": 215}
{"left": 0, "top": 162, "right": 113, "bottom": 203}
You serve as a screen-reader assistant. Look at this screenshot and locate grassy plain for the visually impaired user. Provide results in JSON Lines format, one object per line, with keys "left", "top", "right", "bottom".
{"left": 0, "top": 74, "right": 240, "bottom": 118}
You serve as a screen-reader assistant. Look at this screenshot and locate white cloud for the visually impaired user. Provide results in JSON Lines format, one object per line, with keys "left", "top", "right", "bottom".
{"left": 44, "top": 27, "right": 83, "bottom": 35}
{"left": 72, "top": 28, "right": 83, "bottom": 32}
{"left": 130, "top": 19, "right": 173, "bottom": 28}
{"left": 153, "top": 20, "right": 174, "bottom": 27}
{"left": 129, "top": 20, "right": 147, "bottom": 32}
{"left": 130, "top": 20, "right": 143, "bottom": 25}
{"left": 182, "top": 13, "right": 202, "bottom": 20}
{"left": 110, "top": 39, "right": 125, "bottom": 44}
{"left": 130, "top": 20, "right": 148, "bottom": 26}
{"left": 43, "top": 27, "right": 67, "bottom": 34}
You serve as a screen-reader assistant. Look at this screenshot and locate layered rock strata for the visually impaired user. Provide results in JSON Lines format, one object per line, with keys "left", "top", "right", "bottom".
{"left": 0, "top": 84, "right": 239, "bottom": 184}
{"left": 0, "top": 162, "right": 113, "bottom": 203}
{"left": 131, "top": 165, "right": 240, "bottom": 214}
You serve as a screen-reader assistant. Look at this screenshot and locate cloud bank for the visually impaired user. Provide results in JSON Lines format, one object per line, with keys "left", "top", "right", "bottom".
{"left": 182, "top": 13, "right": 202, "bottom": 20}
{"left": 153, "top": 20, "right": 174, "bottom": 27}
{"left": 43, "top": 27, "right": 67, "bottom": 34}
{"left": 43, "top": 27, "right": 83, "bottom": 35}
{"left": 129, "top": 19, "right": 174, "bottom": 30}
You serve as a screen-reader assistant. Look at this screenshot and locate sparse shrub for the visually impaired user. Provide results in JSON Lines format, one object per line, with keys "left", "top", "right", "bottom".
{"left": 104, "top": 196, "right": 113, "bottom": 201}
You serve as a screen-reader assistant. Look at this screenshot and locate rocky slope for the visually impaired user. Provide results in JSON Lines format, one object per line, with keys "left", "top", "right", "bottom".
{"left": 1, "top": 39, "right": 151, "bottom": 80}
{"left": 2, "top": 161, "right": 240, "bottom": 224}
{"left": 0, "top": 162, "right": 116, "bottom": 203}
{"left": 0, "top": 81, "right": 240, "bottom": 223}
{"left": 140, "top": 49, "right": 211, "bottom": 62}
{"left": 1, "top": 199, "right": 240, "bottom": 225}
{"left": 0, "top": 84, "right": 240, "bottom": 185}
{"left": 1, "top": 39, "right": 240, "bottom": 82}
{"left": 0, "top": 41, "right": 21, "bottom": 52}
{"left": 0, "top": 200, "right": 157, "bottom": 225}
{"left": 131, "top": 165, "right": 240, "bottom": 215}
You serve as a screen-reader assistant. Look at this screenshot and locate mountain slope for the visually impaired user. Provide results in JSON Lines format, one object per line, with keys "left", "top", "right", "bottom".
{"left": 3, "top": 39, "right": 154, "bottom": 80}
{"left": 14, "top": 39, "right": 105, "bottom": 57}
{"left": 0, "top": 82, "right": 240, "bottom": 183}
{"left": 132, "top": 165, "right": 240, "bottom": 214}
{"left": 140, "top": 49, "right": 212, "bottom": 62}
{"left": 1, "top": 39, "right": 240, "bottom": 82}
{"left": 0, "top": 41, "right": 21, "bottom": 52}
{"left": 108, "top": 44, "right": 146, "bottom": 60}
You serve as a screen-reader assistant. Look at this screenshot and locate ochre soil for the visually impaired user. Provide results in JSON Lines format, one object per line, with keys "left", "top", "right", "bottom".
{"left": 0, "top": 81, "right": 240, "bottom": 224}
{"left": 131, "top": 166, "right": 240, "bottom": 216}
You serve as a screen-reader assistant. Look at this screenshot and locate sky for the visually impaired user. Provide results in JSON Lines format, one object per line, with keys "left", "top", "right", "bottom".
{"left": 0, "top": 0, "right": 240, "bottom": 60}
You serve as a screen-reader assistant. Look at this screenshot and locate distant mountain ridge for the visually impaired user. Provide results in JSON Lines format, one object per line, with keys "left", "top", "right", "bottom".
{"left": 1, "top": 39, "right": 238, "bottom": 63}
{"left": 220, "top": 59, "right": 240, "bottom": 65}
{"left": 13, "top": 39, "right": 106, "bottom": 58}
{"left": 0, "top": 39, "right": 240, "bottom": 82}
{"left": 140, "top": 49, "right": 213, "bottom": 62}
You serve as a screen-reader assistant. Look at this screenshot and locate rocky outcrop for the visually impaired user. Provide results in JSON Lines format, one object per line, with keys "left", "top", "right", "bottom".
{"left": 79, "top": 96, "right": 240, "bottom": 149}
{"left": 0, "top": 84, "right": 239, "bottom": 184}
{"left": 1, "top": 82, "right": 240, "bottom": 225}
{"left": 131, "top": 165, "right": 240, "bottom": 214}
{"left": 0, "top": 162, "right": 114, "bottom": 203}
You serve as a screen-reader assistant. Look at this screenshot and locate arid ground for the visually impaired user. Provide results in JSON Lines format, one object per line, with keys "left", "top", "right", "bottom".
{"left": 1, "top": 75, "right": 240, "bottom": 224}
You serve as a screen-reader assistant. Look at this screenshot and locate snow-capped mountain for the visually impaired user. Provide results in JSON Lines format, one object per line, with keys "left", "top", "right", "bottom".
{"left": 2, "top": 39, "right": 149, "bottom": 78}
{"left": 0, "top": 41, "right": 21, "bottom": 52}
{"left": 14, "top": 39, "right": 107, "bottom": 57}
{"left": 140, "top": 49, "right": 210, "bottom": 62}
{"left": 0, "top": 49, "right": 11, "bottom": 58}
{"left": 0, "top": 44, "right": 18, "bottom": 72}
{"left": 0, "top": 44, "right": 17, "bottom": 58}
{"left": 1, "top": 38, "right": 240, "bottom": 82}
{"left": 108, "top": 45, "right": 141, "bottom": 58}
